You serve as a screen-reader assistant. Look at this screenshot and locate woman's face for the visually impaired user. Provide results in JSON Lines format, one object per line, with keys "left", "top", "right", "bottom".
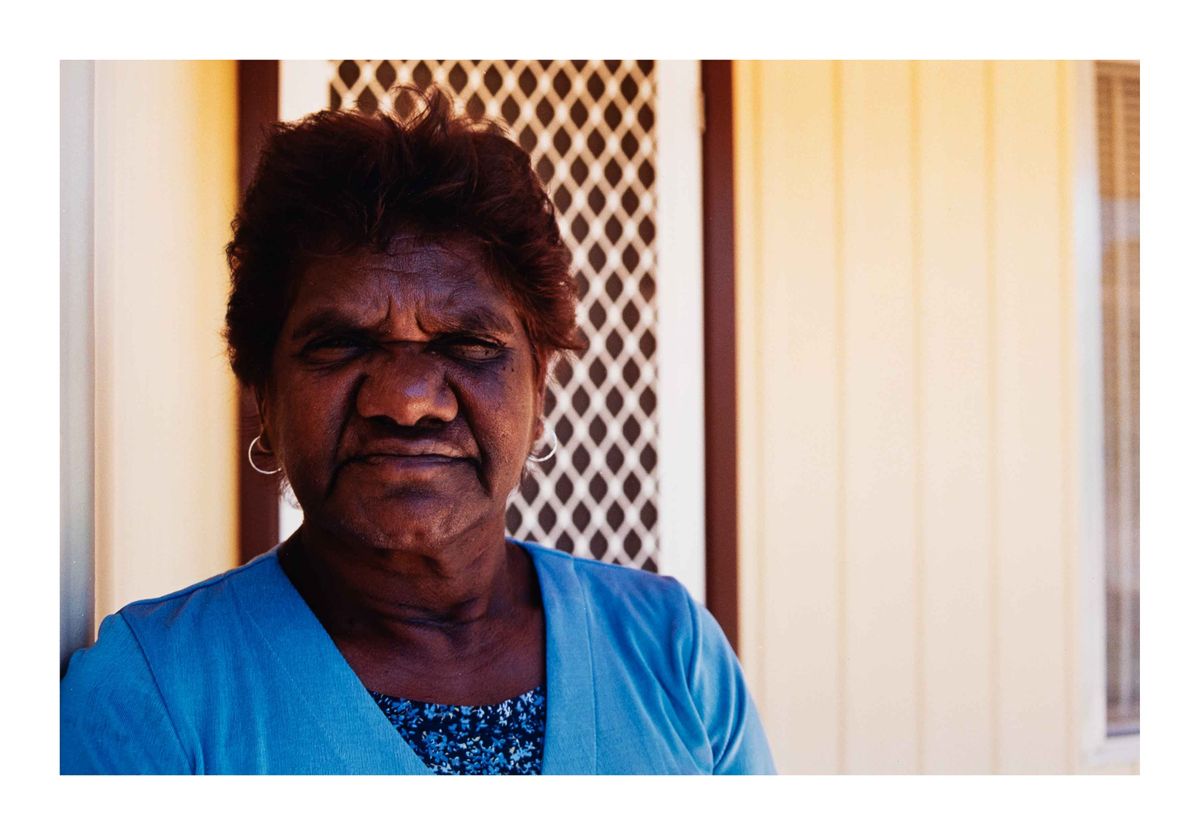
{"left": 260, "top": 235, "right": 544, "bottom": 553}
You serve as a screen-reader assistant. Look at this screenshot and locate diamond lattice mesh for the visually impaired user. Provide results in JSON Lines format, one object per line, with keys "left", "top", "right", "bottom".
{"left": 328, "top": 60, "right": 660, "bottom": 572}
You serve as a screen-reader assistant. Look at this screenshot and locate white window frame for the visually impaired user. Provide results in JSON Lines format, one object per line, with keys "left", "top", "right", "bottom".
{"left": 1073, "top": 59, "right": 1139, "bottom": 770}
{"left": 275, "top": 60, "right": 707, "bottom": 603}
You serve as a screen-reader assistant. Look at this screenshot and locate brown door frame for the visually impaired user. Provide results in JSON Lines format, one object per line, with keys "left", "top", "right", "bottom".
{"left": 235, "top": 60, "right": 280, "bottom": 563}
{"left": 700, "top": 60, "right": 739, "bottom": 652}
{"left": 233, "top": 61, "right": 741, "bottom": 652}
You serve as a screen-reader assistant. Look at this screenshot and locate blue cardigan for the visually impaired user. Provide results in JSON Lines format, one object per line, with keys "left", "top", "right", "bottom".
{"left": 60, "top": 541, "right": 775, "bottom": 775}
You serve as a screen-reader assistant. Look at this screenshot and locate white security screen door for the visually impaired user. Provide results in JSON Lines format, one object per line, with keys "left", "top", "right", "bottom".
{"left": 278, "top": 60, "right": 706, "bottom": 601}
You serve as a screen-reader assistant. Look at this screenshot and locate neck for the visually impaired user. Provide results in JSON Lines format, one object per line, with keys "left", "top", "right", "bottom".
{"left": 281, "top": 519, "right": 531, "bottom": 647}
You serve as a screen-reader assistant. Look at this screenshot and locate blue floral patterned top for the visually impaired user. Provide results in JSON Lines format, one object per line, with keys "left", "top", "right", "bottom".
{"left": 369, "top": 686, "right": 547, "bottom": 775}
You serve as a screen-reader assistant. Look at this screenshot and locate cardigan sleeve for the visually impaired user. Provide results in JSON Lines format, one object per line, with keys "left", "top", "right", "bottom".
{"left": 60, "top": 613, "right": 193, "bottom": 775}
{"left": 685, "top": 593, "right": 777, "bottom": 775}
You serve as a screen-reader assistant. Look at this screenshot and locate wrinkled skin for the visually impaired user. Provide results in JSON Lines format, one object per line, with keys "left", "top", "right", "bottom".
{"left": 261, "top": 237, "right": 544, "bottom": 552}
{"left": 258, "top": 235, "right": 547, "bottom": 704}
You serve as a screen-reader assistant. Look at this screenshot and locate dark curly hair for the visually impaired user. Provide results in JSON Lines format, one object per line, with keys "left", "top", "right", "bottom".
{"left": 224, "top": 85, "right": 584, "bottom": 392}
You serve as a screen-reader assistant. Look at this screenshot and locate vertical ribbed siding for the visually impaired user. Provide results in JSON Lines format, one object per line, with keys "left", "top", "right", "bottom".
{"left": 840, "top": 62, "right": 918, "bottom": 774}
{"left": 734, "top": 61, "right": 1112, "bottom": 773}
{"left": 918, "top": 61, "right": 992, "bottom": 774}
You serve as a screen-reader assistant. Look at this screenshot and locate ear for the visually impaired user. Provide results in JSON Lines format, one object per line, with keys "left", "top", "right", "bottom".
{"left": 530, "top": 402, "right": 546, "bottom": 450}
{"left": 531, "top": 363, "right": 550, "bottom": 442}
{"left": 253, "top": 384, "right": 271, "bottom": 441}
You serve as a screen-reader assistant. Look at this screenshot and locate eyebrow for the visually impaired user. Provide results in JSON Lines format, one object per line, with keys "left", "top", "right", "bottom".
{"left": 419, "top": 306, "right": 516, "bottom": 336}
{"left": 288, "top": 309, "right": 368, "bottom": 343}
{"left": 288, "top": 305, "right": 516, "bottom": 343}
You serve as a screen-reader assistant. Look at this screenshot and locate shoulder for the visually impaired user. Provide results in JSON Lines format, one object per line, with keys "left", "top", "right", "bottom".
{"left": 60, "top": 607, "right": 193, "bottom": 773}
{"left": 518, "top": 539, "right": 705, "bottom": 685}
{"left": 530, "top": 541, "right": 685, "bottom": 596}
{"left": 76, "top": 551, "right": 287, "bottom": 698}
{"left": 60, "top": 552, "right": 284, "bottom": 774}
{"left": 65, "top": 552, "right": 280, "bottom": 677}
{"left": 115, "top": 551, "right": 280, "bottom": 633}
{"left": 517, "top": 539, "right": 776, "bottom": 774}
{"left": 518, "top": 539, "right": 695, "bottom": 632}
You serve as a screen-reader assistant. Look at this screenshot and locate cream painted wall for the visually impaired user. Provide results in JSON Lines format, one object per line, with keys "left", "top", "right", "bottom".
{"left": 92, "top": 61, "right": 240, "bottom": 622}
{"left": 733, "top": 61, "right": 1135, "bottom": 774}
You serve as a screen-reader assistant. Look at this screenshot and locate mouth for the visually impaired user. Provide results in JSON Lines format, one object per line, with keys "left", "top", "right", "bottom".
{"left": 346, "top": 453, "right": 470, "bottom": 469}
{"left": 326, "top": 452, "right": 477, "bottom": 499}
{"left": 334, "top": 439, "right": 481, "bottom": 490}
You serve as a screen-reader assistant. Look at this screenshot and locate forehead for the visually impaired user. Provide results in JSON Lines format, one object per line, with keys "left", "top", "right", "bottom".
{"left": 288, "top": 236, "right": 516, "bottom": 328}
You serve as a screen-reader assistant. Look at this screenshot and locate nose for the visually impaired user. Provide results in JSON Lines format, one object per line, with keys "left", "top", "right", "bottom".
{"left": 355, "top": 347, "right": 458, "bottom": 428}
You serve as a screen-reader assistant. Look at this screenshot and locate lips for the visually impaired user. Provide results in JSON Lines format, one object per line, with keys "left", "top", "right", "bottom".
{"left": 343, "top": 440, "right": 471, "bottom": 463}
{"left": 337, "top": 452, "right": 473, "bottom": 491}
{"left": 350, "top": 453, "right": 463, "bottom": 465}
{"left": 338, "top": 437, "right": 477, "bottom": 481}
{"left": 349, "top": 452, "right": 466, "bottom": 466}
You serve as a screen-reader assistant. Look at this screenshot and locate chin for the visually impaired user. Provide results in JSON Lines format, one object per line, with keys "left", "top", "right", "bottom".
{"left": 316, "top": 494, "right": 490, "bottom": 554}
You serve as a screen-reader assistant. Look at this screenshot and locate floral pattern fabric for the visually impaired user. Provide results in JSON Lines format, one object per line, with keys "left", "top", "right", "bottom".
{"left": 369, "top": 685, "right": 546, "bottom": 775}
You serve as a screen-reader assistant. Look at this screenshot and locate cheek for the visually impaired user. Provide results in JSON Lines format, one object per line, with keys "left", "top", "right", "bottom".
{"left": 267, "top": 374, "right": 352, "bottom": 474}
{"left": 459, "top": 364, "right": 538, "bottom": 469}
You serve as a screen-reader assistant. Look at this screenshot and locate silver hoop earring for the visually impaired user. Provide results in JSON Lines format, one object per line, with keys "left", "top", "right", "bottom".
{"left": 527, "top": 426, "right": 559, "bottom": 463}
{"left": 247, "top": 433, "right": 283, "bottom": 476}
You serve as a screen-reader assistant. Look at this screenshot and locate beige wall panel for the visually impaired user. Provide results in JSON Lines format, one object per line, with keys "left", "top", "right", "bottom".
{"left": 94, "top": 61, "right": 240, "bottom": 620}
{"left": 734, "top": 60, "right": 1114, "bottom": 774}
{"left": 840, "top": 62, "right": 919, "bottom": 773}
{"left": 755, "top": 61, "right": 841, "bottom": 774}
{"left": 991, "top": 61, "right": 1070, "bottom": 772}
{"left": 915, "top": 61, "right": 994, "bottom": 773}
{"left": 733, "top": 60, "right": 765, "bottom": 701}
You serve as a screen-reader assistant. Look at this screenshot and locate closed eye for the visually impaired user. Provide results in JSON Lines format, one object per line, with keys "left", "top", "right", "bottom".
{"left": 437, "top": 336, "right": 507, "bottom": 362}
{"left": 300, "top": 333, "right": 373, "bottom": 361}
{"left": 298, "top": 332, "right": 507, "bottom": 365}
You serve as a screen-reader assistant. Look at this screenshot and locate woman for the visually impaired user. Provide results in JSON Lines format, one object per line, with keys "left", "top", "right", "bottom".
{"left": 60, "top": 87, "right": 774, "bottom": 775}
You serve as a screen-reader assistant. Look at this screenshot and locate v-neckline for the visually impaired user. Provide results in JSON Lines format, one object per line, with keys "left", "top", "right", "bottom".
{"left": 231, "top": 540, "right": 598, "bottom": 774}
